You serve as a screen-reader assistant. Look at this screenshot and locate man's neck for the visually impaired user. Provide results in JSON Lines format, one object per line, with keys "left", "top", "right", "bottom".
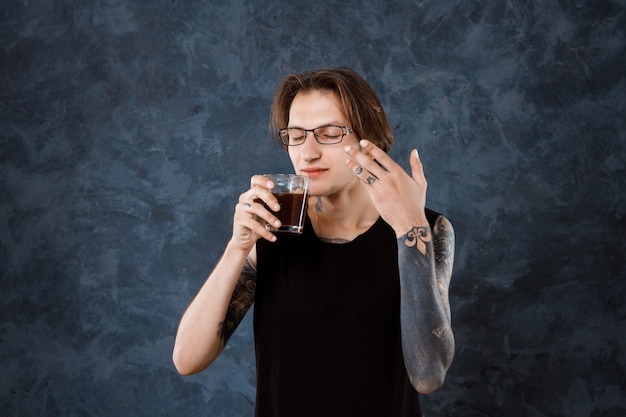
{"left": 308, "top": 190, "right": 379, "bottom": 241}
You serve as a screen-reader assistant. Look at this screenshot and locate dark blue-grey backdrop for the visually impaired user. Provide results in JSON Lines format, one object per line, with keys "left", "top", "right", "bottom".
{"left": 1, "top": 0, "right": 625, "bottom": 416}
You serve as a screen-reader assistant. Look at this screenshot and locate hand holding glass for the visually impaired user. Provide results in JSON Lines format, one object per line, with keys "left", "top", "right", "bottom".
{"left": 256, "top": 174, "right": 310, "bottom": 234}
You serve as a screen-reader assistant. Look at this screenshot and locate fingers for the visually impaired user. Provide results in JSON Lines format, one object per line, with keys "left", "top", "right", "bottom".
{"left": 344, "top": 139, "right": 396, "bottom": 188}
{"left": 235, "top": 200, "right": 280, "bottom": 242}
{"left": 238, "top": 200, "right": 281, "bottom": 229}
{"left": 345, "top": 140, "right": 393, "bottom": 177}
{"left": 234, "top": 175, "right": 282, "bottom": 242}
{"left": 241, "top": 175, "right": 280, "bottom": 212}
{"left": 345, "top": 141, "right": 429, "bottom": 195}
{"left": 409, "top": 149, "right": 427, "bottom": 187}
{"left": 345, "top": 158, "right": 376, "bottom": 188}
{"left": 250, "top": 174, "right": 274, "bottom": 190}
{"left": 356, "top": 139, "right": 392, "bottom": 165}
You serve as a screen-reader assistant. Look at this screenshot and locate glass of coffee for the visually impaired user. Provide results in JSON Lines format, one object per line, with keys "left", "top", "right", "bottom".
{"left": 259, "top": 174, "right": 310, "bottom": 234}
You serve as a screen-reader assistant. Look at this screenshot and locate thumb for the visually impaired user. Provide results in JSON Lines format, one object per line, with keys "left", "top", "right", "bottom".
{"left": 410, "top": 149, "right": 426, "bottom": 183}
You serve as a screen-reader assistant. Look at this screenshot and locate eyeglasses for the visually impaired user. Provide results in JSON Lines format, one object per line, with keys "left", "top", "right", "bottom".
{"left": 278, "top": 125, "right": 353, "bottom": 146}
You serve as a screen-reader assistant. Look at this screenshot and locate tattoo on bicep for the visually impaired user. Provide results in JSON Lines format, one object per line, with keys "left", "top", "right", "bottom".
{"left": 433, "top": 216, "right": 454, "bottom": 287}
{"left": 217, "top": 261, "right": 257, "bottom": 343}
{"left": 433, "top": 216, "right": 455, "bottom": 319}
{"left": 404, "top": 226, "right": 432, "bottom": 256}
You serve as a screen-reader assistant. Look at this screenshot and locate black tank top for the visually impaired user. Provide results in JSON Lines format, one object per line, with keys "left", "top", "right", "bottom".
{"left": 254, "top": 215, "right": 422, "bottom": 417}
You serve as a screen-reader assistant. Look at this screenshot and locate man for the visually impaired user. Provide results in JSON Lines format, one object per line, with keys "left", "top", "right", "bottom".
{"left": 173, "top": 67, "right": 455, "bottom": 416}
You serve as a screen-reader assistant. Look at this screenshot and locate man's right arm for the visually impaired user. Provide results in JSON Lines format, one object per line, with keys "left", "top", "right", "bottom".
{"left": 172, "top": 242, "right": 257, "bottom": 376}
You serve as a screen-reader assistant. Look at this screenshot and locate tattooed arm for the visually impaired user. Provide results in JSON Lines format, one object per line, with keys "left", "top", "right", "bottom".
{"left": 218, "top": 258, "right": 257, "bottom": 344}
{"left": 174, "top": 174, "right": 281, "bottom": 375}
{"left": 172, "top": 243, "right": 257, "bottom": 376}
{"left": 398, "top": 213, "right": 455, "bottom": 394}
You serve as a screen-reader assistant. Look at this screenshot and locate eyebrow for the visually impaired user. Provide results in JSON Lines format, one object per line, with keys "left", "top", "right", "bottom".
{"left": 286, "top": 121, "right": 346, "bottom": 129}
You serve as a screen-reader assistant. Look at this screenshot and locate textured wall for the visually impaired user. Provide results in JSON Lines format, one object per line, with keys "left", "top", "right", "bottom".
{"left": 1, "top": 0, "right": 625, "bottom": 416}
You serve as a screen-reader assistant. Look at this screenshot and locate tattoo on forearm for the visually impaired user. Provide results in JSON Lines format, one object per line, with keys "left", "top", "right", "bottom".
{"left": 404, "top": 226, "right": 432, "bottom": 256}
{"left": 217, "top": 260, "right": 257, "bottom": 343}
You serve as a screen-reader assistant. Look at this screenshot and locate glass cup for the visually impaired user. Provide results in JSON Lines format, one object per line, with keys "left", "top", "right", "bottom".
{"left": 259, "top": 174, "right": 310, "bottom": 234}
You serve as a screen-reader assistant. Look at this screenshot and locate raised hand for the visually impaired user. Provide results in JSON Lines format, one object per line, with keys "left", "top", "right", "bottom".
{"left": 344, "top": 139, "right": 429, "bottom": 237}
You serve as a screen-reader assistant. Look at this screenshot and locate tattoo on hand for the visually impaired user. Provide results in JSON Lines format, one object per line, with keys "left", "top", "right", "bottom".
{"left": 404, "top": 226, "right": 432, "bottom": 256}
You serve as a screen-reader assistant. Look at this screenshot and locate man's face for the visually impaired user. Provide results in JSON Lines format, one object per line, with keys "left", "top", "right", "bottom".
{"left": 287, "top": 90, "right": 362, "bottom": 198}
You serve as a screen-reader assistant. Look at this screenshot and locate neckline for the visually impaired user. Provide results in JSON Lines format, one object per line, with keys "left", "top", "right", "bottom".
{"left": 306, "top": 214, "right": 382, "bottom": 245}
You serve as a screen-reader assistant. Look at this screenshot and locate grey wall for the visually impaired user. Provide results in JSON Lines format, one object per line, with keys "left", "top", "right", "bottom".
{"left": 1, "top": 0, "right": 625, "bottom": 416}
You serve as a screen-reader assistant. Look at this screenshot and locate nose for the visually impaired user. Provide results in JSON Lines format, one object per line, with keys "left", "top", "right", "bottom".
{"left": 299, "top": 131, "right": 321, "bottom": 161}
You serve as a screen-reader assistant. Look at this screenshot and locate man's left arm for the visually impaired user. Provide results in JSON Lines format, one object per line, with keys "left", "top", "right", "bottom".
{"left": 397, "top": 213, "right": 455, "bottom": 394}
{"left": 342, "top": 140, "right": 456, "bottom": 392}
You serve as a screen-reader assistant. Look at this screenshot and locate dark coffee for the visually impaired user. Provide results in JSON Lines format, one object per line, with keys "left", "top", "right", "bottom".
{"left": 256, "top": 192, "right": 307, "bottom": 233}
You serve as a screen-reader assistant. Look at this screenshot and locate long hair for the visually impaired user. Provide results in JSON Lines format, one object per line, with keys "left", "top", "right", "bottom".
{"left": 270, "top": 67, "right": 393, "bottom": 153}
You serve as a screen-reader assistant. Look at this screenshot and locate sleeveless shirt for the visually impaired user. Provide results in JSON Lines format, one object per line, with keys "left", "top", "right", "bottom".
{"left": 254, "top": 215, "right": 422, "bottom": 417}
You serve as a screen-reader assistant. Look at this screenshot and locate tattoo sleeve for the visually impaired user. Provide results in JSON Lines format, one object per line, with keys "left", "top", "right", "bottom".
{"left": 401, "top": 216, "right": 454, "bottom": 316}
{"left": 397, "top": 214, "right": 455, "bottom": 391}
{"left": 217, "top": 258, "right": 257, "bottom": 344}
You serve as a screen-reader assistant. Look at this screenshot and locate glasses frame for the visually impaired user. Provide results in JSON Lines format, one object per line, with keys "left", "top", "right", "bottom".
{"left": 278, "top": 125, "right": 353, "bottom": 146}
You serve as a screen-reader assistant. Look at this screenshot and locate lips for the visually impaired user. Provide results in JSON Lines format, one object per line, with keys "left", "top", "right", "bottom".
{"left": 301, "top": 168, "right": 327, "bottom": 178}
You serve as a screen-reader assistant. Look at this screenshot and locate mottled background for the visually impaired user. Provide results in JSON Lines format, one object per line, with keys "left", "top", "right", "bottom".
{"left": 1, "top": 0, "right": 625, "bottom": 416}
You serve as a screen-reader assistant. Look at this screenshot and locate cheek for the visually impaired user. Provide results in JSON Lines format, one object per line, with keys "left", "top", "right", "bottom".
{"left": 287, "top": 148, "right": 299, "bottom": 165}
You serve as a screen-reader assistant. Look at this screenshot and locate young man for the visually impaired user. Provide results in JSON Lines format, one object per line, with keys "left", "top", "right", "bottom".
{"left": 173, "top": 67, "right": 455, "bottom": 416}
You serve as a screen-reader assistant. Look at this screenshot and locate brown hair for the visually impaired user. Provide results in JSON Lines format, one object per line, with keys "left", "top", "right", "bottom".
{"left": 269, "top": 67, "right": 394, "bottom": 153}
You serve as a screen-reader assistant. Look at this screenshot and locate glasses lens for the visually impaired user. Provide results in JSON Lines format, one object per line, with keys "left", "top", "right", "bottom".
{"left": 280, "top": 128, "right": 305, "bottom": 146}
{"left": 314, "top": 126, "right": 345, "bottom": 144}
